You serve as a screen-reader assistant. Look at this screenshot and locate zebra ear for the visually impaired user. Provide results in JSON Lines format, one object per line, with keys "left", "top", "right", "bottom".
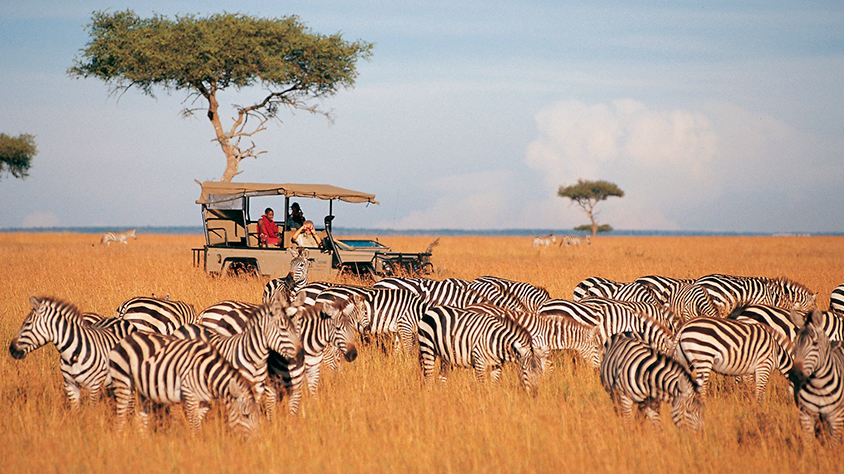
{"left": 789, "top": 309, "right": 807, "bottom": 329}
{"left": 808, "top": 309, "right": 825, "bottom": 330}
{"left": 29, "top": 295, "right": 41, "bottom": 310}
{"left": 228, "top": 378, "right": 243, "bottom": 398}
{"left": 513, "top": 341, "right": 527, "bottom": 357}
{"left": 322, "top": 300, "right": 340, "bottom": 319}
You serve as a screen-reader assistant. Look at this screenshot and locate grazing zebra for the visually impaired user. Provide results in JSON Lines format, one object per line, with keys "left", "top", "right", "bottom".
{"left": 537, "top": 298, "right": 603, "bottom": 327}
{"left": 373, "top": 277, "right": 427, "bottom": 297}
{"left": 101, "top": 229, "right": 136, "bottom": 245}
{"left": 465, "top": 303, "right": 599, "bottom": 366}
{"left": 115, "top": 295, "right": 197, "bottom": 335}
{"left": 572, "top": 277, "right": 624, "bottom": 301}
{"left": 174, "top": 296, "right": 304, "bottom": 420}
{"left": 9, "top": 296, "right": 137, "bottom": 409}
{"left": 468, "top": 276, "right": 550, "bottom": 312}
{"left": 789, "top": 309, "right": 844, "bottom": 441}
{"left": 561, "top": 235, "right": 591, "bottom": 246}
{"left": 532, "top": 234, "right": 556, "bottom": 248}
{"left": 600, "top": 332, "right": 703, "bottom": 431}
{"left": 581, "top": 299, "right": 676, "bottom": 361}
{"left": 581, "top": 297, "right": 682, "bottom": 333}
{"left": 269, "top": 296, "right": 364, "bottom": 414}
{"left": 695, "top": 274, "right": 817, "bottom": 317}
{"left": 262, "top": 247, "right": 311, "bottom": 304}
{"left": 729, "top": 305, "right": 844, "bottom": 348}
{"left": 609, "top": 282, "right": 659, "bottom": 304}
{"left": 198, "top": 300, "right": 260, "bottom": 337}
{"left": 108, "top": 332, "right": 260, "bottom": 434}
{"left": 830, "top": 283, "right": 844, "bottom": 315}
{"left": 665, "top": 282, "right": 719, "bottom": 321}
{"left": 417, "top": 305, "right": 547, "bottom": 394}
{"left": 673, "top": 317, "right": 791, "bottom": 401}
{"left": 634, "top": 275, "right": 694, "bottom": 305}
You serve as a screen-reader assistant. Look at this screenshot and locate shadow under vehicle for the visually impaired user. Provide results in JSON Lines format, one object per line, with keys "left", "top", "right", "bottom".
{"left": 192, "top": 181, "right": 434, "bottom": 279}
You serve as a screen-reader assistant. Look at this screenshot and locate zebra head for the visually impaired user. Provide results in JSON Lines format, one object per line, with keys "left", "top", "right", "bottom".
{"left": 791, "top": 309, "right": 829, "bottom": 384}
{"left": 264, "top": 293, "right": 306, "bottom": 365}
{"left": 224, "top": 376, "right": 261, "bottom": 436}
{"left": 771, "top": 277, "right": 817, "bottom": 313}
{"left": 513, "top": 341, "right": 546, "bottom": 396}
{"left": 10, "top": 296, "right": 76, "bottom": 359}
{"left": 671, "top": 375, "right": 704, "bottom": 431}
{"left": 322, "top": 296, "right": 361, "bottom": 362}
{"left": 289, "top": 247, "right": 310, "bottom": 292}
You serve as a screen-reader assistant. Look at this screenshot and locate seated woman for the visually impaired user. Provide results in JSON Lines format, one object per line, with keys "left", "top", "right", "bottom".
{"left": 257, "top": 207, "right": 281, "bottom": 246}
{"left": 291, "top": 220, "right": 321, "bottom": 248}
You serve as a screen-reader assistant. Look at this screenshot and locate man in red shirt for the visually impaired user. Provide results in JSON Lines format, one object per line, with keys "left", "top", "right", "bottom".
{"left": 257, "top": 208, "right": 281, "bottom": 246}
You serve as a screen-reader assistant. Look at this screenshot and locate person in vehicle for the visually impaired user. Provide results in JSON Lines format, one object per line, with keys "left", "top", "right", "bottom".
{"left": 286, "top": 202, "right": 305, "bottom": 230}
{"left": 258, "top": 208, "right": 281, "bottom": 246}
{"left": 291, "top": 220, "right": 321, "bottom": 248}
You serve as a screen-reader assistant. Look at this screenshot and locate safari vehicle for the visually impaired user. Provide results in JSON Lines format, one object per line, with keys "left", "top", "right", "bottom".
{"left": 193, "top": 181, "right": 434, "bottom": 279}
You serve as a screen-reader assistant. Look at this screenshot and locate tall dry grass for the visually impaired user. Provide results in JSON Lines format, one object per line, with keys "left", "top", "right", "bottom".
{"left": 1, "top": 233, "right": 843, "bottom": 473}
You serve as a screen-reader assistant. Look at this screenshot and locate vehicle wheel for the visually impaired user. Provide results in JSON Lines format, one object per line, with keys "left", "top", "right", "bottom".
{"left": 225, "top": 260, "right": 259, "bottom": 277}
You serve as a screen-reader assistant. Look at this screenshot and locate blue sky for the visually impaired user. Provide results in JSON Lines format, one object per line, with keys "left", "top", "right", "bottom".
{"left": 1, "top": 1, "right": 842, "bottom": 232}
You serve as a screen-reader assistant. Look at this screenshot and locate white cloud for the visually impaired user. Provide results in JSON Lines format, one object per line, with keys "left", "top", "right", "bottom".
{"left": 21, "top": 211, "right": 59, "bottom": 228}
{"left": 381, "top": 169, "right": 513, "bottom": 229}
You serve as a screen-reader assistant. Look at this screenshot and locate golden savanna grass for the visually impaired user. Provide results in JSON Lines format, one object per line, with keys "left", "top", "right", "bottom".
{"left": 2, "top": 233, "right": 843, "bottom": 473}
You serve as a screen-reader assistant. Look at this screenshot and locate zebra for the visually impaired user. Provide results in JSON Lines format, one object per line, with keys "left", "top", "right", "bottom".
{"left": 532, "top": 234, "right": 556, "bottom": 248}
{"left": 108, "top": 332, "right": 260, "bottom": 434}
{"left": 101, "top": 229, "right": 136, "bottom": 245}
{"left": 262, "top": 247, "right": 311, "bottom": 304}
{"left": 115, "top": 295, "right": 197, "bottom": 335}
{"left": 673, "top": 316, "right": 791, "bottom": 402}
{"left": 665, "top": 282, "right": 719, "bottom": 321}
{"left": 268, "top": 296, "right": 365, "bottom": 414}
{"left": 789, "top": 309, "right": 844, "bottom": 441}
{"left": 417, "top": 305, "right": 547, "bottom": 394}
{"left": 561, "top": 235, "right": 590, "bottom": 246}
{"left": 695, "top": 274, "right": 817, "bottom": 317}
{"left": 634, "top": 275, "right": 695, "bottom": 305}
{"left": 729, "top": 305, "right": 844, "bottom": 346}
{"left": 468, "top": 276, "right": 550, "bottom": 313}
{"left": 600, "top": 332, "right": 703, "bottom": 431}
{"left": 580, "top": 297, "right": 682, "bottom": 333}
{"left": 581, "top": 299, "right": 676, "bottom": 362}
{"left": 465, "top": 303, "right": 599, "bottom": 366}
{"left": 197, "top": 300, "right": 260, "bottom": 337}
{"left": 373, "top": 277, "right": 427, "bottom": 297}
{"left": 609, "top": 282, "right": 659, "bottom": 304}
{"left": 830, "top": 283, "right": 844, "bottom": 315}
{"left": 537, "top": 298, "right": 603, "bottom": 327}
{"left": 572, "top": 276, "right": 624, "bottom": 301}
{"left": 174, "top": 296, "right": 305, "bottom": 421}
{"left": 9, "top": 296, "right": 137, "bottom": 409}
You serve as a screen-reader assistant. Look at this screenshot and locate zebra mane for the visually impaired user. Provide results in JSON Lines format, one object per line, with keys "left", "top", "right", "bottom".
{"left": 32, "top": 296, "right": 84, "bottom": 325}
{"left": 768, "top": 276, "right": 813, "bottom": 294}
{"left": 493, "top": 310, "right": 536, "bottom": 348}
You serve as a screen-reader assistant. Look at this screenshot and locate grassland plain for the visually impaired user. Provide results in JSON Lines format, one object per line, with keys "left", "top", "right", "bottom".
{"left": 1, "top": 233, "right": 843, "bottom": 473}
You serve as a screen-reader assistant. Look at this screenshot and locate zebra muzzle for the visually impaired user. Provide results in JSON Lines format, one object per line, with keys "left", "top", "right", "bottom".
{"left": 344, "top": 346, "right": 358, "bottom": 362}
{"left": 9, "top": 340, "right": 26, "bottom": 360}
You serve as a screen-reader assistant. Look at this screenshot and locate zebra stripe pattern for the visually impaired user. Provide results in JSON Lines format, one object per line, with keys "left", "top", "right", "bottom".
{"left": 468, "top": 276, "right": 550, "bottom": 312}
{"left": 572, "top": 277, "right": 623, "bottom": 301}
{"left": 262, "top": 247, "right": 311, "bottom": 304}
{"left": 665, "top": 282, "right": 719, "bottom": 321}
{"left": 790, "top": 309, "right": 844, "bottom": 440}
{"left": 268, "top": 296, "right": 364, "bottom": 414}
{"left": 634, "top": 275, "right": 694, "bottom": 305}
{"left": 417, "top": 305, "right": 546, "bottom": 394}
{"left": 600, "top": 332, "right": 703, "bottom": 431}
{"left": 696, "top": 274, "right": 816, "bottom": 317}
{"left": 115, "top": 295, "right": 197, "bottom": 335}
{"left": 829, "top": 283, "right": 844, "bottom": 315}
{"left": 579, "top": 298, "right": 676, "bottom": 358}
{"left": 100, "top": 229, "right": 136, "bottom": 245}
{"left": 582, "top": 297, "right": 682, "bottom": 333}
{"left": 175, "top": 297, "right": 304, "bottom": 420}
{"left": 562, "top": 235, "right": 591, "bottom": 246}
{"left": 673, "top": 316, "right": 790, "bottom": 401}
{"left": 108, "top": 332, "right": 259, "bottom": 434}
{"left": 9, "top": 296, "right": 136, "bottom": 409}
{"left": 537, "top": 298, "right": 603, "bottom": 326}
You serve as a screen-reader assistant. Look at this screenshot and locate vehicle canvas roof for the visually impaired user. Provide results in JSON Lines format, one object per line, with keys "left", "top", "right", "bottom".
{"left": 196, "top": 181, "right": 379, "bottom": 205}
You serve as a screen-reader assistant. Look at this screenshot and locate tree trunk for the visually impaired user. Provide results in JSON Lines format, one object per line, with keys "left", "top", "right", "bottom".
{"left": 206, "top": 88, "right": 240, "bottom": 183}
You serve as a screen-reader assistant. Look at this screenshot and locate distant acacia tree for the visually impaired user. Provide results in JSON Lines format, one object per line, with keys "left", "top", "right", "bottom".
{"left": 0, "top": 133, "right": 37, "bottom": 180}
{"left": 558, "top": 179, "right": 624, "bottom": 237}
{"left": 69, "top": 10, "right": 373, "bottom": 182}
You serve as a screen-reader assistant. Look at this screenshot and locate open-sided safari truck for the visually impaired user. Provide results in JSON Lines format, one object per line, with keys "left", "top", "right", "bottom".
{"left": 193, "top": 181, "right": 434, "bottom": 279}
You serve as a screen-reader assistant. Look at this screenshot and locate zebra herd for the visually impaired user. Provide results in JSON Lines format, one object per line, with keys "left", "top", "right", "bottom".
{"left": 532, "top": 234, "right": 591, "bottom": 248}
{"left": 9, "top": 261, "right": 844, "bottom": 441}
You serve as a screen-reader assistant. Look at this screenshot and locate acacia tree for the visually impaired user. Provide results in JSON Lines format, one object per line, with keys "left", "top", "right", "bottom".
{"left": 0, "top": 133, "right": 37, "bottom": 180}
{"left": 69, "top": 10, "right": 373, "bottom": 182}
{"left": 558, "top": 179, "right": 624, "bottom": 237}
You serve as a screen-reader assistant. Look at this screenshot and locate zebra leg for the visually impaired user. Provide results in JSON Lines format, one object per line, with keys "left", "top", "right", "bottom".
{"left": 690, "top": 361, "right": 713, "bottom": 397}
{"left": 323, "top": 345, "right": 341, "bottom": 372}
{"left": 828, "top": 411, "right": 844, "bottom": 442}
{"left": 471, "top": 347, "right": 487, "bottom": 383}
{"left": 489, "top": 365, "right": 503, "bottom": 384}
{"left": 618, "top": 394, "right": 635, "bottom": 425}
{"left": 753, "top": 361, "right": 774, "bottom": 402}
{"left": 113, "top": 384, "right": 134, "bottom": 433}
{"left": 62, "top": 378, "right": 83, "bottom": 411}
{"left": 182, "top": 391, "right": 204, "bottom": 433}
{"left": 262, "top": 384, "right": 278, "bottom": 421}
{"left": 305, "top": 357, "right": 324, "bottom": 395}
{"left": 640, "top": 399, "right": 663, "bottom": 432}
{"left": 438, "top": 362, "right": 452, "bottom": 384}
{"left": 798, "top": 409, "right": 818, "bottom": 442}
{"left": 418, "top": 348, "right": 437, "bottom": 383}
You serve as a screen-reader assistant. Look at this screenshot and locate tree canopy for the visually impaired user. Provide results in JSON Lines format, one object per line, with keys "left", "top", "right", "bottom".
{"left": 69, "top": 10, "right": 373, "bottom": 182}
{"left": 0, "top": 133, "right": 37, "bottom": 180}
{"left": 558, "top": 179, "right": 624, "bottom": 237}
